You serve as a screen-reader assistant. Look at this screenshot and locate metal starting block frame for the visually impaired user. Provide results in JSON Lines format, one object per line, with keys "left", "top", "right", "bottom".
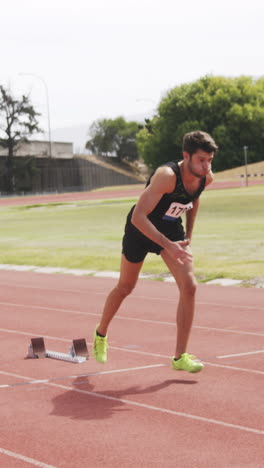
{"left": 27, "top": 337, "right": 89, "bottom": 363}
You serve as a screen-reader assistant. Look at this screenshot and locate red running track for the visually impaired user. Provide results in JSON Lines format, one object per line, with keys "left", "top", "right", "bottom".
{"left": 0, "top": 187, "right": 144, "bottom": 207}
{"left": 0, "top": 270, "right": 263, "bottom": 467}
{"left": 0, "top": 178, "right": 263, "bottom": 207}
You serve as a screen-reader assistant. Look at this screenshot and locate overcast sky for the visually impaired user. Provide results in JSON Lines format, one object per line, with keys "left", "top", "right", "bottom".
{"left": 1, "top": 0, "right": 263, "bottom": 141}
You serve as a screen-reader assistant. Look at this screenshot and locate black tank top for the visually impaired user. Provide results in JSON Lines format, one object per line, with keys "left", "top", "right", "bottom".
{"left": 126, "top": 161, "right": 206, "bottom": 237}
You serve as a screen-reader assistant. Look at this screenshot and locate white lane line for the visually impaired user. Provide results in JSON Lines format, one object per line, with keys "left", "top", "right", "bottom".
{"left": 0, "top": 282, "right": 263, "bottom": 311}
{"left": 196, "top": 301, "right": 263, "bottom": 312}
{"left": 0, "top": 327, "right": 69, "bottom": 342}
{"left": 217, "top": 350, "right": 264, "bottom": 359}
{"left": 0, "top": 447, "right": 56, "bottom": 467}
{"left": 193, "top": 325, "right": 264, "bottom": 336}
{"left": 194, "top": 325, "right": 264, "bottom": 337}
{"left": 0, "top": 364, "right": 165, "bottom": 389}
{"left": 204, "top": 362, "right": 264, "bottom": 375}
{"left": 1, "top": 370, "right": 263, "bottom": 436}
{"left": 0, "top": 327, "right": 263, "bottom": 375}
{"left": 107, "top": 346, "right": 264, "bottom": 375}
{"left": 0, "top": 301, "right": 263, "bottom": 337}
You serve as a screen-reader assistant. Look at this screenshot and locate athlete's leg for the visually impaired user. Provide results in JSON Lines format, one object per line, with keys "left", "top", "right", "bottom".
{"left": 160, "top": 246, "right": 197, "bottom": 358}
{"left": 96, "top": 254, "right": 144, "bottom": 336}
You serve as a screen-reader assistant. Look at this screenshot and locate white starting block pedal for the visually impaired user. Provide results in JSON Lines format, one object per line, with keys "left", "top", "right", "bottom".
{"left": 27, "top": 337, "right": 89, "bottom": 363}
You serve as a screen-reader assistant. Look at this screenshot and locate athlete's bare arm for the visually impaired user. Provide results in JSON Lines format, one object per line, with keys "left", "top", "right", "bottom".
{"left": 185, "top": 171, "right": 214, "bottom": 241}
{"left": 185, "top": 198, "right": 199, "bottom": 241}
{"left": 131, "top": 167, "right": 192, "bottom": 264}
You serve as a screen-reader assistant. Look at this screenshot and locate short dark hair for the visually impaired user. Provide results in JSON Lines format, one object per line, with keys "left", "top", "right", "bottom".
{"left": 183, "top": 131, "right": 218, "bottom": 155}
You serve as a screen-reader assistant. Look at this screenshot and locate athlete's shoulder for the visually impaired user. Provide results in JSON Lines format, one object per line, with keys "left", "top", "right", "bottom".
{"left": 155, "top": 165, "right": 176, "bottom": 177}
{"left": 156, "top": 161, "right": 179, "bottom": 178}
{"left": 150, "top": 164, "right": 176, "bottom": 193}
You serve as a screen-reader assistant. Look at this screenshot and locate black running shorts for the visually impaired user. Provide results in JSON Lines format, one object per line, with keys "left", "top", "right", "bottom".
{"left": 122, "top": 227, "right": 185, "bottom": 263}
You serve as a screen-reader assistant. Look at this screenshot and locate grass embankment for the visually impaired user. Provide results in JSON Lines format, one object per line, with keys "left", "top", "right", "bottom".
{"left": 0, "top": 185, "right": 263, "bottom": 282}
{"left": 214, "top": 161, "right": 264, "bottom": 180}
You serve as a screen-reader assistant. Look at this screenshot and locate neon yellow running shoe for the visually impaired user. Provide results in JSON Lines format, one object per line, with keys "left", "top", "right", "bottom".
{"left": 93, "top": 326, "right": 108, "bottom": 363}
{"left": 171, "top": 353, "right": 204, "bottom": 373}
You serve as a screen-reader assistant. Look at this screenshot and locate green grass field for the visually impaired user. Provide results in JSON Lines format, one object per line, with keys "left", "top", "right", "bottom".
{"left": 0, "top": 185, "right": 263, "bottom": 283}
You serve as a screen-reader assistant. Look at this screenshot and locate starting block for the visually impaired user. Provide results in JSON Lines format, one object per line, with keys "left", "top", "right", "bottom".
{"left": 27, "top": 337, "right": 89, "bottom": 363}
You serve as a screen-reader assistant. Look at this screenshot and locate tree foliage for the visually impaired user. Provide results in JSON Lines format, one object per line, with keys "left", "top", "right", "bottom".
{"left": 136, "top": 76, "right": 264, "bottom": 171}
{"left": 86, "top": 116, "right": 139, "bottom": 162}
{"left": 0, "top": 85, "right": 41, "bottom": 192}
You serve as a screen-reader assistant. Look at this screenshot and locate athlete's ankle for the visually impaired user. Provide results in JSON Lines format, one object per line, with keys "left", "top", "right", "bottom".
{"left": 96, "top": 328, "right": 106, "bottom": 338}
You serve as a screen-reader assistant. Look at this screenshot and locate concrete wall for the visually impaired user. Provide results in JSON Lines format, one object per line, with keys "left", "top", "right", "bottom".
{"left": 0, "top": 156, "right": 140, "bottom": 194}
{"left": 0, "top": 140, "right": 73, "bottom": 159}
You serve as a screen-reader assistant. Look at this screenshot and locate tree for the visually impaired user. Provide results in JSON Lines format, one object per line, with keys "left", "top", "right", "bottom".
{"left": 86, "top": 118, "right": 116, "bottom": 157}
{"left": 86, "top": 117, "right": 139, "bottom": 162}
{"left": 0, "top": 85, "right": 41, "bottom": 192}
{"left": 136, "top": 76, "right": 264, "bottom": 171}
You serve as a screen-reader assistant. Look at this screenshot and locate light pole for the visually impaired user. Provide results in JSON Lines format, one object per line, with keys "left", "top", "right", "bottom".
{"left": 19, "top": 73, "right": 52, "bottom": 158}
{"left": 243, "top": 146, "right": 248, "bottom": 187}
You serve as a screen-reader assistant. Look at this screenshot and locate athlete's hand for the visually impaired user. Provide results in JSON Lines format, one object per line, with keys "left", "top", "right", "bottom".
{"left": 166, "top": 239, "right": 193, "bottom": 264}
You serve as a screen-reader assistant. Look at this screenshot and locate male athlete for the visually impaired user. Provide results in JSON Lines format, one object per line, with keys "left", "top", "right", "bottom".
{"left": 93, "top": 131, "right": 218, "bottom": 372}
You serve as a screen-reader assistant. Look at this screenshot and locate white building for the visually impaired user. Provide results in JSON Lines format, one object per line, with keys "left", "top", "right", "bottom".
{"left": 0, "top": 140, "right": 73, "bottom": 159}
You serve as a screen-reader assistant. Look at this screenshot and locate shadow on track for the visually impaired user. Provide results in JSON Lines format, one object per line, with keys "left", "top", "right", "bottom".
{"left": 50, "top": 376, "right": 197, "bottom": 421}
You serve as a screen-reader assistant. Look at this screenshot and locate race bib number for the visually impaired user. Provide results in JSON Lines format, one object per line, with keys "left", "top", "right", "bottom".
{"left": 163, "top": 201, "right": 193, "bottom": 221}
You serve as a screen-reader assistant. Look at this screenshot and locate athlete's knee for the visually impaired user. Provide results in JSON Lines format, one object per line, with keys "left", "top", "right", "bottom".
{"left": 178, "top": 274, "right": 197, "bottom": 297}
{"left": 116, "top": 280, "right": 136, "bottom": 297}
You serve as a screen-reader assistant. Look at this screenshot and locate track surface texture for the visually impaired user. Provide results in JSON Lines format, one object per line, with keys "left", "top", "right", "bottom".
{"left": 0, "top": 270, "right": 263, "bottom": 468}
{"left": 0, "top": 185, "right": 263, "bottom": 467}
{"left": 0, "top": 176, "right": 263, "bottom": 207}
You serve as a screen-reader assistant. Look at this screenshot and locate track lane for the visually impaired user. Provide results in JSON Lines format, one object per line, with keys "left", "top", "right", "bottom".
{"left": 0, "top": 270, "right": 263, "bottom": 467}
